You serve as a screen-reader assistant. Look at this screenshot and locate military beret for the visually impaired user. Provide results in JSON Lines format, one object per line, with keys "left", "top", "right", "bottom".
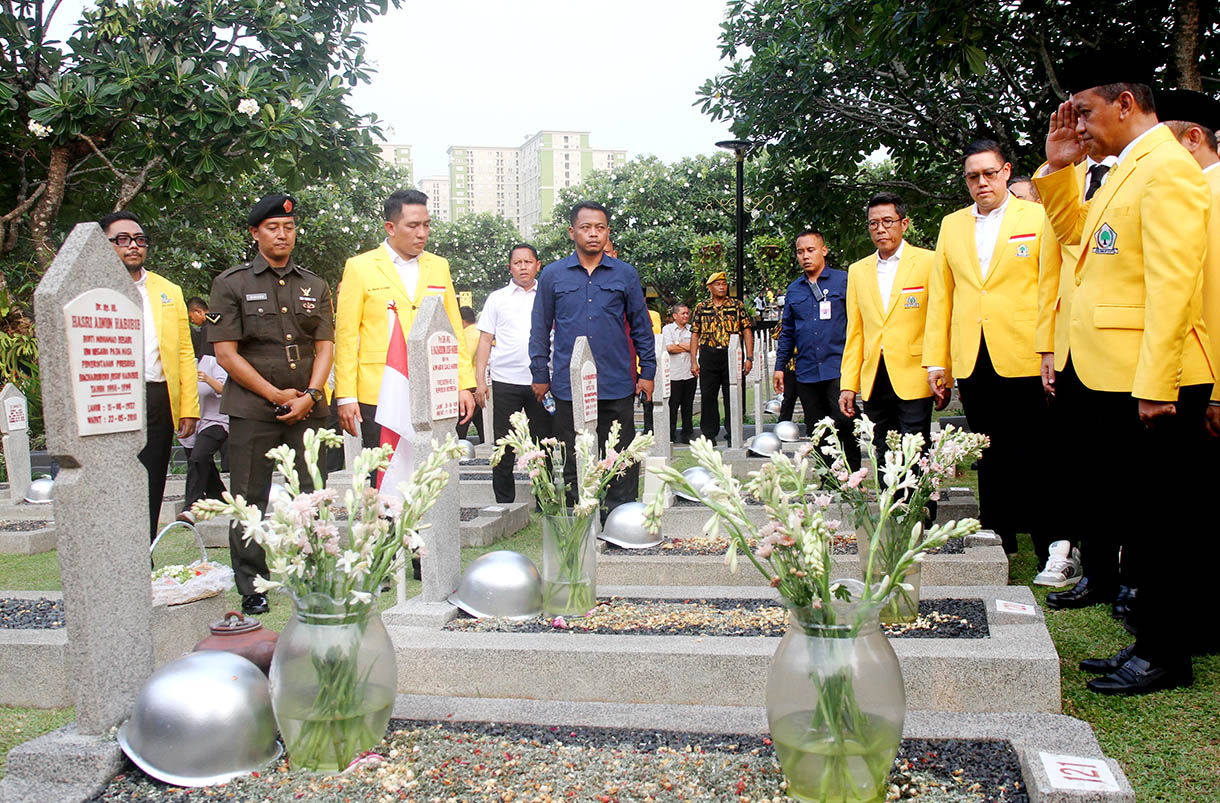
{"left": 1155, "top": 89, "right": 1220, "bottom": 133}
{"left": 705, "top": 271, "right": 727, "bottom": 286}
{"left": 247, "top": 194, "right": 297, "bottom": 227}
{"left": 1058, "top": 51, "right": 1156, "bottom": 96}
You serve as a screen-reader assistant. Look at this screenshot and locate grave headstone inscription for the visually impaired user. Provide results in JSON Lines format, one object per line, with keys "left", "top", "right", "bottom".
{"left": 651, "top": 333, "right": 671, "bottom": 459}
{"left": 0, "top": 383, "right": 32, "bottom": 504}
{"left": 0, "top": 223, "right": 153, "bottom": 802}
{"left": 728, "top": 333, "right": 744, "bottom": 447}
{"left": 570, "top": 336, "right": 598, "bottom": 434}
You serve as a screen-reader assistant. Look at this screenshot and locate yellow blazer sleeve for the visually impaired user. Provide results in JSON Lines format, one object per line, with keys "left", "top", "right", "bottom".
{"left": 333, "top": 256, "right": 365, "bottom": 400}
{"left": 434, "top": 258, "right": 476, "bottom": 390}
{"left": 922, "top": 224, "right": 954, "bottom": 369}
{"left": 1133, "top": 164, "right": 1211, "bottom": 401}
{"left": 840, "top": 264, "right": 864, "bottom": 393}
{"left": 1034, "top": 166, "right": 1087, "bottom": 246}
{"left": 1035, "top": 215, "right": 1062, "bottom": 353}
{"left": 172, "top": 284, "right": 199, "bottom": 422}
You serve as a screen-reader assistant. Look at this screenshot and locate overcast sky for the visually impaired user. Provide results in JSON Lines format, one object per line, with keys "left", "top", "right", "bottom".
{"left": 48, "top": 0, "right": 737, "bottom": 179}
{"left": 354, "top": 0, "right": 736, "bottom": 177}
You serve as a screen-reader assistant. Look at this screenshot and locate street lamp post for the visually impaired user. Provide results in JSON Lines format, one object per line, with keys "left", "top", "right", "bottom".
{"left": 716, "top": 139, "right": 750, "bottom": 426}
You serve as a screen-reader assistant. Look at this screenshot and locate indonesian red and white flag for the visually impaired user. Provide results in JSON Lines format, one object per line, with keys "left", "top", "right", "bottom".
{"left": 375, "top": 303, "right": 414, "bottom": 496}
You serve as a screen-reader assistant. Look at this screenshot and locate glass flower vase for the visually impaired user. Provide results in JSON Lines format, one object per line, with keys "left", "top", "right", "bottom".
{"left": 766, "top": 602, "right": 906, "bottom": 803}
{"left": 856, "top": 521, "right": 921, "bottom": 624}
{"left": 541, "top": 513, "right": 597, "bottom": 616}
{"left": 268, "top": 591, "right": 396, "bottom": 772}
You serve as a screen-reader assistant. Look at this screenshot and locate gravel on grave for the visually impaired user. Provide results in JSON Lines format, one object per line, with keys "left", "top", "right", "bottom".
{"left": 446, "top": 597, "right": 988, "bottom": 639}
{"left": 90, "top": 721, "right": 1027, "bottom": 802}
{"left": 0, "top": 519, "right": 51, "bottom": 531}
{"left": 0, "top": 597, "right": 65, "bottom": 629}
{"left": 460, "top": 457, "right": 491, "bottom": 466}
{"left": 604, "top": 533, "right": 965, "bottom": 557}
{"left": 460, "top": 507, "right": 482, "bottom": 522}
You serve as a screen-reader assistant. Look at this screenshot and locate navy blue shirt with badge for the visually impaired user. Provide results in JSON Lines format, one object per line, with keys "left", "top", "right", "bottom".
{"left": 776, "top": 268, "right": 848, "bottom": 384}
{"left": 207, "top": 253, "right": 333, "bottom": 421}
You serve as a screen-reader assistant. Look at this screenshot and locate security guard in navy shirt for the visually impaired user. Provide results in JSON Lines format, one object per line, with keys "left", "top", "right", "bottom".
{"left": 208, "top": 194, "right": 335, "bottom": 615}
{"left": 774, "top": 228, "right": 860, "bottom": 470}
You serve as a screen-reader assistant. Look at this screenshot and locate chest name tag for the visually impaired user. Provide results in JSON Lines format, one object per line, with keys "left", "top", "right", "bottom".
{"left": 245, "top": 293, "right": 268, "bottom": 302}
{"left": 1092, "top": 223, "right": 1119, "bottom": 255}
{"left": 819, "top": 300, "right": 832, "bottom": 320}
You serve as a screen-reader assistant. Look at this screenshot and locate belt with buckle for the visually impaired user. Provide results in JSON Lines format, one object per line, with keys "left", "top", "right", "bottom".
{"left": 285, "top": 344, "right": 301, "bottom": 362}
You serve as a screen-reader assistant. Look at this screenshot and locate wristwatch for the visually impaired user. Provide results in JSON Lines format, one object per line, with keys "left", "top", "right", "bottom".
{"left": 304, "top": 387, "right": 324, "bottom": 405}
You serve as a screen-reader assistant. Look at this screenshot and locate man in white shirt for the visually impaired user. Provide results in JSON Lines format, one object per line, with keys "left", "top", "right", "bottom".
{"left": 662, "top": 303, "right": 696, "bottom": 443}
{"left": 475, "top": 243, "right": 550, "bottom": 503}
{"left": 100, "top": 211, "right": 199, "bottom": 541}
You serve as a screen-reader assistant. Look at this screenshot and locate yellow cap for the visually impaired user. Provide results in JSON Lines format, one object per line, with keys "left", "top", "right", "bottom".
{"left": 705, "top": 271, "right": 727, "bottom": 286}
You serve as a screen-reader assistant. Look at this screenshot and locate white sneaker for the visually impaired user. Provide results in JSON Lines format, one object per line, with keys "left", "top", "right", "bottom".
{"left": 1034, "top": 540, "right": 1082, "bottom": 587}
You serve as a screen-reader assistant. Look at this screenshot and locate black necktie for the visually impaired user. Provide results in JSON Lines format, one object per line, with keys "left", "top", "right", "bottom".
{"left": 1085, "top": 164, "right": 1110, "bottom": 201}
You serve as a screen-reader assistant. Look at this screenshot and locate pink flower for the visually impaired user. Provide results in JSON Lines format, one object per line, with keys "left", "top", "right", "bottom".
{"left": 846, "top": 467, "right": 869, "bottom": 488}
{"left": 777, "top": 535, "right": 797, "bottom": 547}
{"left": 755, "top": 543, "right": 774, "bottom": 559}
{"left": 323, "top": 537, "right": 340, "bottom": 556}
{"left": 813, "top": 493, "right": 832, "bottom": 509}
{"left": 551, "top": 616, "right": 568, "bottom": 629}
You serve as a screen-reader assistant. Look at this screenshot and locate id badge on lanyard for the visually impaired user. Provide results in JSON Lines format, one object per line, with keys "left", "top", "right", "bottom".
{"left": 816, "top": 284, "right": 831, "bottom": 320}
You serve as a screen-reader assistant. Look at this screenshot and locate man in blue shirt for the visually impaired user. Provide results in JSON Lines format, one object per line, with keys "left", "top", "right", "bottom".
{"left": 774, "top": 229, "right": 860, "bottom": 470}
{"left": 530, "top": 201, "right": 656, "bottom": 515}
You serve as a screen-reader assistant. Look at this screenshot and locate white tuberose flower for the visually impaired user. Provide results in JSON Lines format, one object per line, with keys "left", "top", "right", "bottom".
{"left": 237, "top": 98, "right": 259, "bottom": 117}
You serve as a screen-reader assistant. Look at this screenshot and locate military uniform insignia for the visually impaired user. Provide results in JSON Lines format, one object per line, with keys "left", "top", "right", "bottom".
{"left": 1093, "top": 223, "right": 1119, "bottom": 255}
{"left": 205, "top": 312, "right": 221, "bottom": 324}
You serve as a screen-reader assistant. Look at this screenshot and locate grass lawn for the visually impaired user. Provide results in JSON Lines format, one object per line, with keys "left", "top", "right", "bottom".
{"left": 2, "top": 472, "right": 1216, "bottom": 798}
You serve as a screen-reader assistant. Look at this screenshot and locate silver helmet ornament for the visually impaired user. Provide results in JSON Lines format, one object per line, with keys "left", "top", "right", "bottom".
{"left": 747, "top": 431, "right": 783, "bottom": 457}
{"left": 448, "top": 550, "right": 543, "bottom": 620}
{"left": 599, "top": 502, "right": 664, "bottom": 549}
{"left": 674, "top": 465, "right": 714, "bottom": 502}
{"left": 773, "top": 420, "right": 802, "bottom": 443}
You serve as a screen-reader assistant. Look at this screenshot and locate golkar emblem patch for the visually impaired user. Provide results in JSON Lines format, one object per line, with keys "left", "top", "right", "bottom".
{"left": 1093, "top": 223, "right": 1119, "bottom": 255}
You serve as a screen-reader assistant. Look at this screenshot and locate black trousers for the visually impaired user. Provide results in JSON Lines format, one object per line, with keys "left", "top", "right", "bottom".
{"left": 183, "top": 425, "right": 228, "bottom": 511}
{"left": 954, "top": 339, "right": 1048, "bottom": 556}
{"left": 1056, "top": 358, "right": 1208, "bottom": 667}
{"left": 698, "top": 346, "right": 734, "bottom": 444}
{"left": 139, "top": 381, "right": 174, "bottom": 542}
{"left": 358, "top": 402, "right": 381, "bottom": 449}
{"left": 456, "top": 403, "right": 487, "bottom": 443}
{"left": 778, "top": 368, "right": 798, "bottom": 421}
{"left": 669, "top": 376, "right": 697, "bottom": 443}
{"left": 862, "top": 356, "right": 933, "bottom": 448}
{"left": 553, "top": 394, "right": 638, "bottom": 518}
{"left": 795, "top": 376, "right": 861, "bottom": 471}
{"left": 491, "top": 381, "right": 552, "bottom": 503}
{"left": 227, "top": 416, "right": 326, "bottom": 595}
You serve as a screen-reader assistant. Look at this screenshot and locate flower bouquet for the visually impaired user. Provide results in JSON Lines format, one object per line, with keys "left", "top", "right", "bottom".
{"left": 807, "top": 416, "right": 989, "bottom": 622}
{"left": 194, "top": 428, "right": 463, "bottom": 772}
{"left": 493, "top": 411, "right": 653, "bottom": 616}
{"left": 644, "top": 436, "right": 980, "bottom": 802}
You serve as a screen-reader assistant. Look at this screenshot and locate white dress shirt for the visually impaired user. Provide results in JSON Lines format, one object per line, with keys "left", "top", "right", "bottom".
{"left": 384, "top": 240, "right": 419, "bottom": 302}
{"left": 477, "top": 279, "right": 539, "bottom": 385}
{"left": 1084, "top": 154, "right": 1119, "bottom": 199}
{"left": 1204, "top": 162, "right": 1220, "bottom": 175}
{"left": 133, "top": 270, "right": 165, "bottom": 382}
{"left": 876, "top": 241, "right": 904, "bottom": 314}
{"left": 971, "top": 193, "right": 1010, "bottom": 280}
{"left": 662, "top": 322, "right": 694, "bottom": 381}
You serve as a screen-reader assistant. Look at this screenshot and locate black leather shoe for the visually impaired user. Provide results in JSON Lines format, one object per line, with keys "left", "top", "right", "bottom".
{"left": 1079, "top": 643, "right": 1137, "bottom": 674}
{"left": 241, "top": 593, "right": 269, "bottom": 615}
{"left": 1111, "top": 586, "right": 1137, "bottom": 620}
{"left": 1045, "top": 577, "right": 1117, "bottom": 610}
{"left": 1086, "top": 655, "right": 1191, "bottom": 695}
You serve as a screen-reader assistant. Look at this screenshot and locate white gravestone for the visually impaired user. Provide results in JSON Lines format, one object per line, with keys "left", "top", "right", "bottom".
{"left": 0, "top": 383, "right": 31, "bottom": 504}
{"left": 651, "top": 333, "right": 671, "bottom": 459}
{"left": 407, "top": 297, "right": 461, "bottom": 604}
{"left": 481, "top": 364, "right": 494, "bottom": 447}
{"left": 728, "top": 333, "right": 744, "bottom": 448}
{"left": 0, "top": 223, "right": 153, "bottom": 802}
{"left": 570, "top": 336, "right": 598, "bottom": 433}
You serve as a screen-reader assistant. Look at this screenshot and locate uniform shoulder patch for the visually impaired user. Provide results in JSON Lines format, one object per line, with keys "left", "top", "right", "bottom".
{"left": 205, "top": 312, "right": 222, "bottom": 325}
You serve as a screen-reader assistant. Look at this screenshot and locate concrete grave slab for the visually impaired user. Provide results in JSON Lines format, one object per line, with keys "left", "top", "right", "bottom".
{"left": 0, "top": 383, "right": 32, "bottom": 504}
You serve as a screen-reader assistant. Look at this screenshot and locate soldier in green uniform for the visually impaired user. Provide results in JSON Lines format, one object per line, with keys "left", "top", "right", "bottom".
{"left": 209, "top": 194, "right": 334, "bottom": 615}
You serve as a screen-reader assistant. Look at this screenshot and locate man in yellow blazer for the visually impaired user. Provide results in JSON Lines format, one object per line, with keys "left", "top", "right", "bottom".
{"left": 923, "top": 140, "right": 1057, "bottom": 562}
{"left": 1034, "top": 56, "right": 1212, "bottom": 694}
{"left": 839, "top": 192, "right": 940, "bottom": 449}
{"left": 334, "top": 189, "right": 476, "bottom": 446}
{"left": 100, "top": 210, "right": 199, "bottom": 541}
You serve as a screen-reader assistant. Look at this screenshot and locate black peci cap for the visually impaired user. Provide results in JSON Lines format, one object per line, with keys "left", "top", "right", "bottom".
{"left": 247, "top": 194, "right": 297, "bottom": 227}
{"left": 1059, "top": 51, "right": 1156, "bottom": 95}
{"left": 1155, "top": 89, "right": 1220, "bottom": 132}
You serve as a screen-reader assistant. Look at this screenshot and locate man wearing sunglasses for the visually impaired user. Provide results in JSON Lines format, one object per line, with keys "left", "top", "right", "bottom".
{"left": 99, "top": 211, "right": 199, "bottom": 542}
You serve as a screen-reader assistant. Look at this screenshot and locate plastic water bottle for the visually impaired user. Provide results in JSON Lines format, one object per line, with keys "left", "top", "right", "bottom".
{"left": 543, "top": 391, "right": 556, "bottom": 415}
